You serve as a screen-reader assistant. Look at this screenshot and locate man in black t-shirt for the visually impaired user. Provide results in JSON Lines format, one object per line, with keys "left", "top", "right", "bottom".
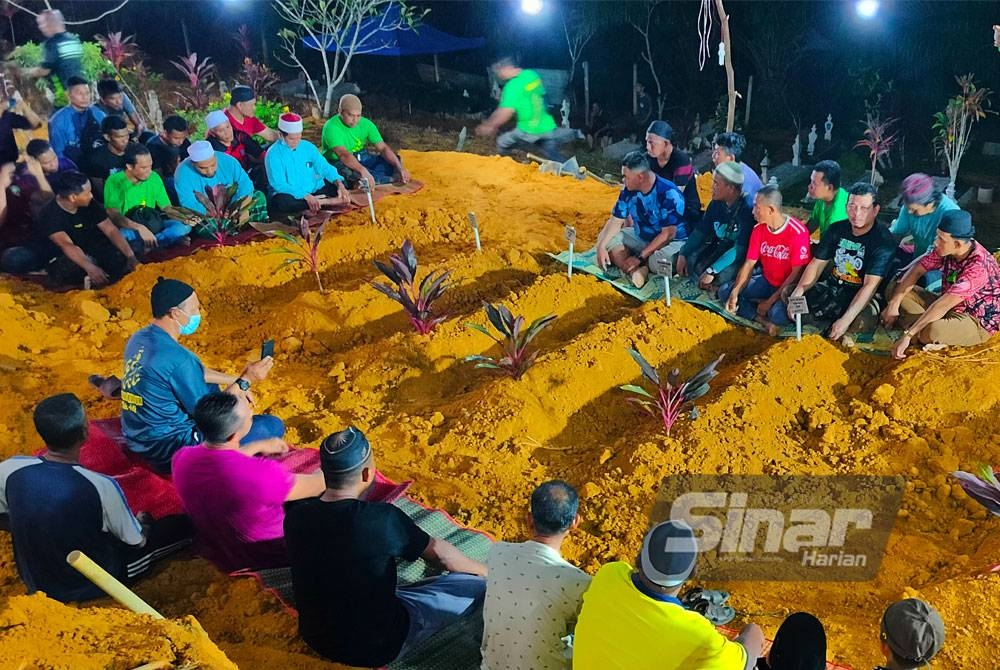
{"left": 33, "top": 170, "right": 138, "bottom": 287}
{"left": 0, "top": 91, "right": 42, "bottom": 164}
{"left": 284, "top": 427, "right": 487, "bottom": 669}
{"left": 23, "top": 10, "right": 83, "bottom": 92}
{"left": 85, "top": 116, "right": 133, "bottom": 198}
{"left": 788, "top": 182, "right": 896, "bottom": 341}
{"left": 645, "top": 120, "right": 702, "bottom": 226}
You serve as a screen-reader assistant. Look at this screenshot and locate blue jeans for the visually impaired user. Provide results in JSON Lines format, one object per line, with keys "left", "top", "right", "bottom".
{"left": 240, "top": 414, "right": 286, "bottom": 445}
{"left": 395, "top": 572, "right": 486, "bottom": 661}
{"left": 120, "top": 220, "right": 190, "bottom": 249}
{"left": 0, "top": 246, "right": 44, "bottom": 273}
{"left": 718, "top": 273, "right": 790, "bottom": 326}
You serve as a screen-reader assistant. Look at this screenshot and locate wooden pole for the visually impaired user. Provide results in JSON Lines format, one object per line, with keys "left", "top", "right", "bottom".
{"left": 583, "top": 61, "right": 590, "bottom": 127}
{"left": 181, "top": 19, "right": 191, "bottom": 56}
{"left": 714, "top": 0, "right": 736, "bottom": 132}
{"left": 260, "top": 22, "right": 269, "bottom": 66}
{"left": 744, "top": 75, "right": 753, "bottom": 127}
{"left": 632, "top": 63, "right": 638, "bottom": 115}
{"left": 433, "top": 54, "right": 440, "bottom": 83}
{"left": 67, "top": 551, "right": 164, "bottom": 619}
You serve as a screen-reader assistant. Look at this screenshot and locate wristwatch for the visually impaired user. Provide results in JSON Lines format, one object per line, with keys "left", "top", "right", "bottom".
{"left": 235, "top": 377, "right": 251, "bottom": 391}
{"left": 902, "top": 329, "right": 912, "bottom": 338}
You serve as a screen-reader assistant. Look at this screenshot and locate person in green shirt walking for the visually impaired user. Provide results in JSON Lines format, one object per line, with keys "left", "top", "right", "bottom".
{"left": 807, "top": 160, "right": 848, "bottom": 236}
{"left": 104, "top": 144, "right": 190, "bottom": 251}
{"left": 475, "top": 55, "right": 575, "bottom": 161}
{"left": 320, "top": 94, "right": 409, "bottom": 188}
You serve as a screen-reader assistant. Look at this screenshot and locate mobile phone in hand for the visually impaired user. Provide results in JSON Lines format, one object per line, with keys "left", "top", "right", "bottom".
{"left": 260, "top": 339, "right": 275, "bottom": 360}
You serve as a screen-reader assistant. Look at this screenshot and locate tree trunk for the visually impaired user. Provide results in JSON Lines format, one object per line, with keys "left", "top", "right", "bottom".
{"left": 714, "top": 0, "right": 736, "bottom": 132}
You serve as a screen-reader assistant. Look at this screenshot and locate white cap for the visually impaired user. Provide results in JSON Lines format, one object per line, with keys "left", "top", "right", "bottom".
{"left": 277, "top": 112, "right": 303, "bottom": 134}
{"left": 205, "top": 110, "right": 228, "bottom": 130}
{"left": 187, "top": 140, "right": 214, "bottom": 162}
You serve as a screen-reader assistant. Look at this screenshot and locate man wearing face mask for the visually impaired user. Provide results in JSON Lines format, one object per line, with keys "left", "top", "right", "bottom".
{"left": 121, "top": 277, "right": 285, "bottom": 474}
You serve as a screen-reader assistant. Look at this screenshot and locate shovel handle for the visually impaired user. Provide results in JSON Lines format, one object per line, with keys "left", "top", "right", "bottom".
{"left": 67, "top": 550, "right": 164, "bottom": 619}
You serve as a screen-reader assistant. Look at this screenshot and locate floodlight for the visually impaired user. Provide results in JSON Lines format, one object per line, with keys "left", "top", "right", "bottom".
{"left": 856, "top": 0, "right": 879, "bottom": 19}
{"left": 521, "top": 0, "right": 543, "bottom": 16}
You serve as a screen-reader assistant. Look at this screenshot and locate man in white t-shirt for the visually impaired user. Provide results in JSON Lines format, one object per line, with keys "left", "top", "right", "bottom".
{"left": 481, "top": 480, "right": 591, "bottom": 670}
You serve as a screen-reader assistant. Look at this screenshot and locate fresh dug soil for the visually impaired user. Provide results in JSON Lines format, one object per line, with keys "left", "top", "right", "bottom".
{"left": 0, "top": 151, "right": 998, "bottom": 669}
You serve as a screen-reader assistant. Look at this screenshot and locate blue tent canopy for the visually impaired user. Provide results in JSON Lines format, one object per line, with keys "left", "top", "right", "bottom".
{"left": 302, "top": 4, "right": 485, "bottom": 56}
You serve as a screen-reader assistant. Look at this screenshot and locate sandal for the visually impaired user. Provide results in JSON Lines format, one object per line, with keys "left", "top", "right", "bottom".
{"left": 704, "top": 603, "right": 736, "bottom": 626}
{"left": 88, "top": 374, "right": 122, "bottom": 400}
{"left": 681, "top": 587, "right": 730, "bottom": 607}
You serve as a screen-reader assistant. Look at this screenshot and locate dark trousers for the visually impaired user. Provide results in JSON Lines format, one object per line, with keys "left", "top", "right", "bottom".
{"left": 123, "top": 514, "right": 194, "bottom": 582}
{"left": 270, "top": 180, "right": 342, "bottom": 215}
{"left": 48, "top": 245, "right": 129, "bottom": 286}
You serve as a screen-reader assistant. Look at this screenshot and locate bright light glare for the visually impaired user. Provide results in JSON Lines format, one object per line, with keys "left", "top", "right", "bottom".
{"left": 856, "top": 0, "right": 879, "bottom": 19}
{"left": 521, "top": 0, "right": 543, "bottom": 15}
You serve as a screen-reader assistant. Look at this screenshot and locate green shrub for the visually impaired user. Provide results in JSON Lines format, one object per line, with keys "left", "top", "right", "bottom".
{"left": 176, "top": 93, "right": 289, "bottom": 139}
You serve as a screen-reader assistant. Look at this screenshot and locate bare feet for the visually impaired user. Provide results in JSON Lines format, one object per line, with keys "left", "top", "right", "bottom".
{"left": 630, "top": 266, "right": 649, "bottom": 288}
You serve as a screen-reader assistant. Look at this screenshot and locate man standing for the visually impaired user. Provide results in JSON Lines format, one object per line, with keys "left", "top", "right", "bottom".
{"left": 481, "top": 480, "right": 591, "bottom": 670}
{"left": 265, "top": 113, "right": 350, "bottom": 216}
{"left": 645, "top": 121, "right": 702, "bottom": 226}
{"left": 172, "top": 392, "right": 325, "bottom": 571}
{"left": 321, "top": 94, "right": 409, "bottom": 187}
{"left": 121, "top": 277, "right": 285, "bottom": 473}
{"left": 104, "top": 144, "right": 190, "bottom": 251}
{"left": 0, "top": 393, "right": 191, "bottom": 603}
{"left": 720, "top": 185, "right": 812, "bottom": 333}
{"left": 476, "top": 55, "right": 573, "bottom": 161}
{"left": 807, "top": 160, "right": 848, "bottom": 236}
{"left": 788, "top": 182, "right": 896, "bottom": 341}
{"left": 26, "top": 10, "right": 83, "bottom": 91}
{"left": 711, "top": 132, "right": 763, "bottom": 200}
{"left": 225, "top": 85, "right": 278, "bottom": 144}
{"left": 595, "top": 151, "right": 687, "bottom": 289}
{"left": 48, "top": 76, "right": 105, "bottom": 164}
{"left": 633, "top": 82, "right": 653, "bottom": 136}
{"left": 675, "top": 161, "right": 754, "bottom": 290}
{"left": 285, "top": 427, "right": 487, "bottom": 668}
{"left": 883, "top": 209, "right": 1000, "bottom": 359}
{"left": 573, "top": 520, "right": 763, "bottom": 669}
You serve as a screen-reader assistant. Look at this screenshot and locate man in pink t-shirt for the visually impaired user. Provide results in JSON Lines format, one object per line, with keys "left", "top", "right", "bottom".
{"left": 719, "top": 184, "right": 811, "bottom": 333}
{"left": 225, "top": 86, "right": 278, "bottom": 145}
{"left": 172, "top": 392, "right": 325, "bottom": 571}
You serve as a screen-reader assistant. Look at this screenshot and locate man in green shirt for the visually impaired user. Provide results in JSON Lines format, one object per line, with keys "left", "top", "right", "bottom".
{"left": 475, "top": 55, "right": 575, "bottom": 161}
{"left": 320, "top": 94, "right": 409, "bottom": 188}
{"left": 807, "top": 160, "right": 848, "bottom": 236}
{"left": 104, "top": 144, "right": 190, "bottom": 251}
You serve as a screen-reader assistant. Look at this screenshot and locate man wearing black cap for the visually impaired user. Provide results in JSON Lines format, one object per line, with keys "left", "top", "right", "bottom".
{"left": 646, "top": 120, "right": 703, "bottom": 226}
{"left": 883, "top": 208, "right": 1000, "bottom": 358}
{"left": 120, "top": 277, "right": 284, "bottom": 473}
{"left": 877, "top": 598, "right": 945, "bottom": 669}
{"left": 573, "top": 520, "right": 763, "bottom": 670}
{"left": 284, "top": 426, "right": 487, "bottom": 668}
{"left": 225, "top": 85, "right": 278, "bottom": 144}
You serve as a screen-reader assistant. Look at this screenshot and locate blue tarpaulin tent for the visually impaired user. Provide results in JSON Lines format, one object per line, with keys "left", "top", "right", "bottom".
{"left": 302, "top": 4, "right": 485, "bottom": 56}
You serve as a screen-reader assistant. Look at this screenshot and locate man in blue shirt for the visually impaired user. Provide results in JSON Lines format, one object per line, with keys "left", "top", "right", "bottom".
{"left": 173, "top": 140, "right": 268, "bottom": 224}
{"left": 265, "top": 113, "right": 350, "bottom": 216}
{"left": 121, "top": 277, "right": 285, "bottom": 473}
{"left": 595, "top": 151, "right": 687, "bottom": 288}
{"left": 48, "top": 76, "right": 105, "bottom": 164}
{"left": 0, "top": 393, "right": 191, "bottom": 602}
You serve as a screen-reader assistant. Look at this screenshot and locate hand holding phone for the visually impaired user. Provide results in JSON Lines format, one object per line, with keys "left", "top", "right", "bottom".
{"left": 260, "top": 339, "right": 275, "bottom": 360}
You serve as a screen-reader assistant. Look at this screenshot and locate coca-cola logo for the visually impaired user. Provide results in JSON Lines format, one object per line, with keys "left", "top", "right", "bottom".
{"left": 760, "top": 242, "right": 790, "bottom": 260}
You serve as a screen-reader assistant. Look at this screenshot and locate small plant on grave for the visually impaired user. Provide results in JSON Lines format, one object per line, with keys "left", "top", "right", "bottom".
{"left": 369, "top": 240, "right": 450, "bottom": 335}
{"left": 270, "top": 216, "right": 327, "bottom": 293}
{"left": 165, "top": 184, "right": 252, "bottom": 245}
{"left": 952, "top": 465, "right": 1000, "bottom": 517}
{"left": 464, "top": 302, "right": 557, "bottom": 380}
{"left": 619, "top": 348, "right": 725, "bottom": 435}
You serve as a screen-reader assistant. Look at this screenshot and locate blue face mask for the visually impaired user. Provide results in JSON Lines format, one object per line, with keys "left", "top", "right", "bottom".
{"left": 174, "top": 309, "right": 202, "bottom": 336}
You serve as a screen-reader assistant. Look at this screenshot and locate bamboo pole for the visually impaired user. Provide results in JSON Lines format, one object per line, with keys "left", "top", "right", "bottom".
{"left": 714, "top": 0, "right": 736, "bottom": 132}
{"left": 632, "top": 63, "right": 638, "bottom": 115}
{"left": 744, "top": 75, "right": 753, "bottom": 127}
{"left": 66, "top": 550, "right": 164, "bottom": 619}
{"left": 583, "top": 61, "right": 590, "bottom": 127}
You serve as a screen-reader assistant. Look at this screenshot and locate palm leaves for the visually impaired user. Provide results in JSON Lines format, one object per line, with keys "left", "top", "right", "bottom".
{"left": 165, "top": 184, "right": 252, "bottom": 245}
{"left": 270, "top": 216, "right": 327, "bottom": 293}
{"left": 369, "top": 240, "right": 450, "bottom": 335}
{"left": 933, "top": 74, "right": 994, "bottom": 196}
{"left": 620, "top": 348, "right": 724, "bottom": 435}
{"left": 465, "top": 303, "right": 557, "bottom": 380}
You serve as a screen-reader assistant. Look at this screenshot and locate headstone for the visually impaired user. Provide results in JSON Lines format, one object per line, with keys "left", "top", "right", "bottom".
{"left": 791, "top": 135, "right": 801, "bottom": 167}
{"left": 982, "top": 141, "right": 1000, "bottom": 156}
{"left": 718, "top": 42, "right": 726, "bottom": 66}
{"left": 760, "top": 150, "right": 770, "bottom": 182}
{"left": 824, "top": 114, "right": 833, "bottom": 142}
{"left": 603, "top": 139, "right": 641, "bottom": 162}
{"left": 560, "top": 99, "right": 571, "bottom": 128}
{"left": 807, "top": 125, "right": 817, "bottom": 156}
{"left": 456, "top": 126, "right": 468, "bottom": 152}
{"left": 770, "top": 163, "right": 811, "bottom": 190}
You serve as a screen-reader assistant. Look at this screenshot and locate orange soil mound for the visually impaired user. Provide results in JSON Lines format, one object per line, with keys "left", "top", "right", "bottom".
{"left": 0, "top": 151, "right": 999, "bottom": 669}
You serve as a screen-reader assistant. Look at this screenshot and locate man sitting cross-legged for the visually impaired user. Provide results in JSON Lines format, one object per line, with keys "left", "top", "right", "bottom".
{"left": 205, "top": 109, "right": 265, "bottom": 190}
{"left": 719, "top": 184, "right": 812, "bottom": 334}
{"left": 174, "top": 140, "right": 267, "bottom": 224}
{"left": 285, "top": 426, "right": 487, "bottom": 668}
{"left": 481, "top": 480, "right": 591, "bottom": 670}
{"left": 595, "top": 150, "right": 687, "bottom": 289}
{"left": 882, "top": 209, "right": 1000, "bottom": 359}
{"left": 321, "top": 93, "right": 410, "bottom": 187}
{"left": 172, "top": 392, "right": 325, "bottom": 572}
{"left": 0, "top": 393, "right": 192, "bottom": 603}
{"left": 265, "top": 113, "right": 350, "bottom": 217}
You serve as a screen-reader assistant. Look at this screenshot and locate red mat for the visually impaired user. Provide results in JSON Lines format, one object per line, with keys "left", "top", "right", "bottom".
{"left": 35, "top": 418, "right": 411, "bottom": 518}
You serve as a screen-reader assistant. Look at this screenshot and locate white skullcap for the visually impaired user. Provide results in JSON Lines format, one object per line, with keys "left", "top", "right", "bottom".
{"left": 278, "top": 112, "right": 303, "bottom": 134}
{"left": 205, "top": 110, "right": 228, "bottom": 130}
{"left": 187, "top": 140, "right": 214, "bottom": 162}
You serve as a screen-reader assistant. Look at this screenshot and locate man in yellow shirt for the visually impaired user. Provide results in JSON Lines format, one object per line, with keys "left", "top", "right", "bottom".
{"left": 573, "top": 520, "right": 763, "bottom": 670}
